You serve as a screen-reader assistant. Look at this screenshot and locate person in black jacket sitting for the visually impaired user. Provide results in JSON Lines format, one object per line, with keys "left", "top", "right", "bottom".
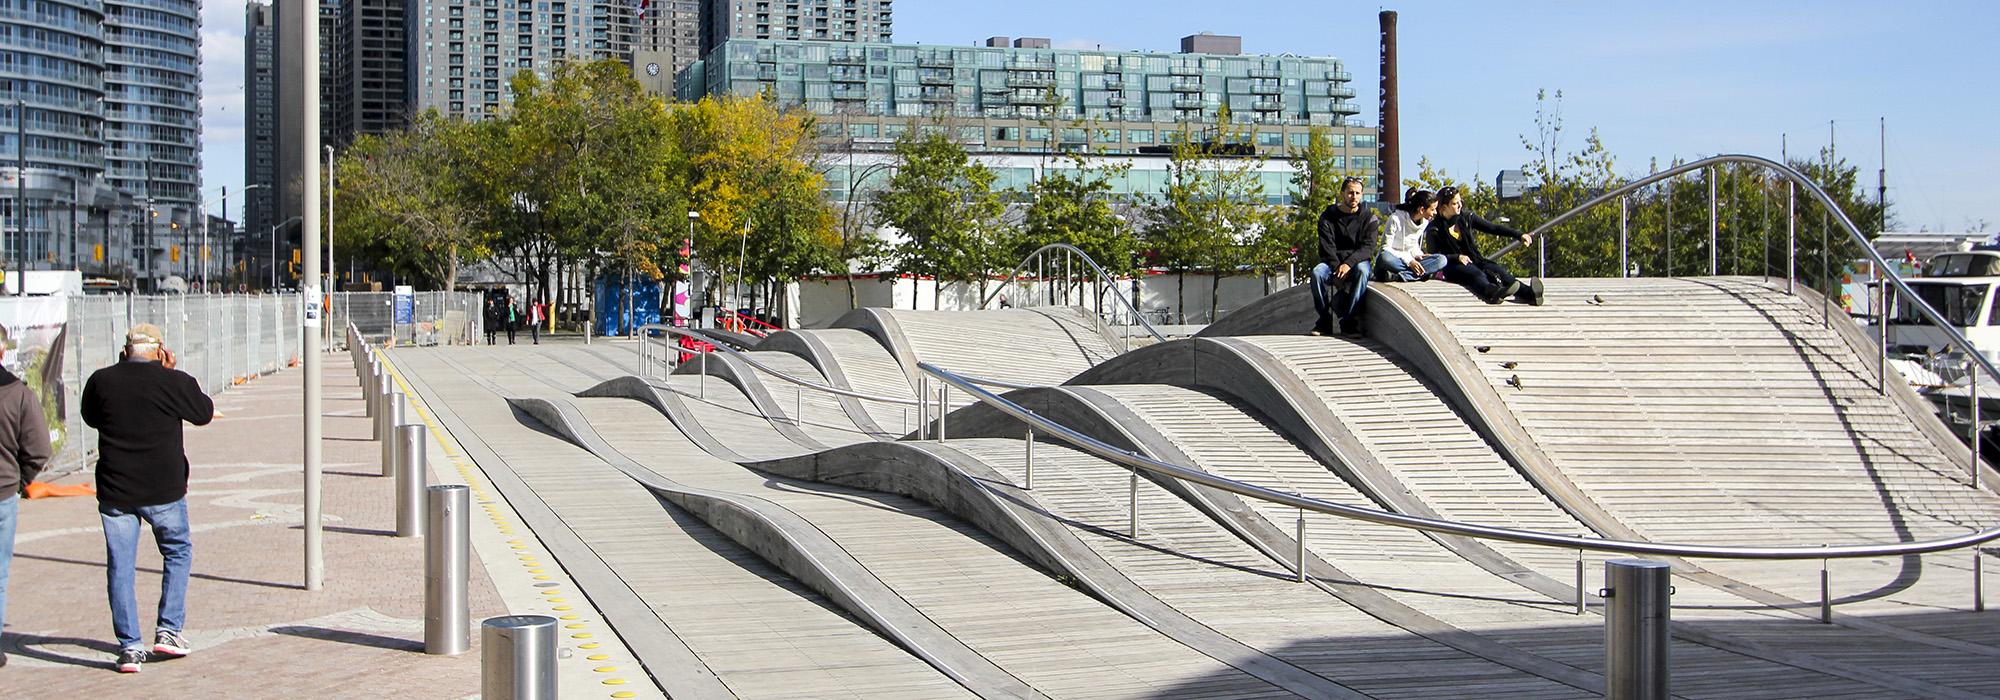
{"left": 1426, "top": 186, "right": 1545, "bottom": 305}
{"left": 1310, "top": 177, "right": 1381, "bottom": 336}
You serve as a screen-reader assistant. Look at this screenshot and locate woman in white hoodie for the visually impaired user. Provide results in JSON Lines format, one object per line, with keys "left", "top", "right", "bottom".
{"left": 1377, "top": 187, "right": 1447, "bottom": 282}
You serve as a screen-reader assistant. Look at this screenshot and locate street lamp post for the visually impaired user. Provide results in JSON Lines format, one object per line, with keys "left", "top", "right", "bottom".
{"left": 684, "top": 210, "right": 697, "bottom": 326}
{"left": 11, "top": 98, "right": 24, "bottom": 295}
{"left": 269, "top": 215, "right": 300, "bottom": 291}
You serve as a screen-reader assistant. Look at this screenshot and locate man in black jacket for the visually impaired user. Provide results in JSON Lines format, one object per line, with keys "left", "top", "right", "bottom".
{"left": 1426, "top": 186, "right": 1544, "bottom": 305}
{"left": 81, "top": 323, "right": 216, "bottom": 673}
{"left": 0, "top": 327, "right": 52, "bottom": 669}
{"left": 1311, "top": 177, "right": 1380, "bottom": 336}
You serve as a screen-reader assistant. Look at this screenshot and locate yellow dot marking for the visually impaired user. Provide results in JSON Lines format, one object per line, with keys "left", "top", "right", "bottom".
{"left": 539, "top": 590, "right": 560, "bottom": 596}
{"left": 571, "top": 633, "right": 593, "bottom": 639}
{"left": 601, "top": 678, "right": 626, "bottom": 686}
{"left": 553, "top": 606, "right": 573, "bottom": 611}
{"left": 612, "top": 693, "right": 636, "bottom": 699}
{"left": 578, "top": 642, "right": 601, "bottom": 649}
{"left": 559, "top": 615, "right": 579, "bottom": 620}
{"left": 548, "top": 597, "right": 567, "bottom": 603}
{"left": 528, "top": 568, "right": 545, "bottom": 574}
{"left": 565, "top": 623, "right": 587, "bottom": 629}
{"left": 587, "top": 654, "right": 609, "bottom": 661}
{"left": 533, "top": 576, "right": 552, "bottom": 581}
{"left": 594, "top": 666, "right": 619, "bottom": 673}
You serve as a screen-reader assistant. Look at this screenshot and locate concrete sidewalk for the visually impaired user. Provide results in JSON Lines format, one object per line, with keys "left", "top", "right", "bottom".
{"left": 0, "top": 354, "right": 522, "bottom": 697}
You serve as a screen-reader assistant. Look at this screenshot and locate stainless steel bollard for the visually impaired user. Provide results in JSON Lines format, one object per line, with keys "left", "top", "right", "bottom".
{"left": 426, "top": 484, "right": 470, "bottom": 655}
{"left": 380, "top": 394, "right": 405, "bottom": 476}
{"left": 374, "top": 372, "right": 393, "bottom": 437}
{"left": 365, "top": 362, "right": 380, "bottom": 418}
{"left": 482, "top": 615, "right": 557, "bottom": 700}
{"left": 396, "top": 424, "right": 428, "bottom": 537}
{"left": 1603, "top": 559, "right": 1672, "bottom": 700}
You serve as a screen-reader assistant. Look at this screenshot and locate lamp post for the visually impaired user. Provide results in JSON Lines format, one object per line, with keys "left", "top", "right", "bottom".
{"left": 198, "top": 184, "right": 260, "bottom": 293}
{"left": 270, "top": 215, "right": 301, "bottom": 291}
{"left": 684, "top": 210, "right": 698, "bottom": 327}
{"left": 10, "top": 98, "right": 23, "bottom": 295}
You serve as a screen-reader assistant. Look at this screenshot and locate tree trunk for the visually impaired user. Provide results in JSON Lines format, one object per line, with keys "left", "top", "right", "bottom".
{"left": 1208, "top": 269, "right": 1221, "bottom": 324}
{"left": 445, "top": 245, "right": 459, "bottom": 293}
{"left": 1175, "top": 270, "right": 1186, "bottom": 324}
{"left": 845, "top": 275, "right": 857, "bottom": 311}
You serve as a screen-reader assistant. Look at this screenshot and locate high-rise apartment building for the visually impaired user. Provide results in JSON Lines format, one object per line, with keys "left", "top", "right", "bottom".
{"left": 407, "top": 0, "right": 628, "bottom": 118}
{"left": 102, "top": 0, "right": 203, "bottom": 284}
{"left": 698, "top": 0, "right": 890, "bottom": 56}
{"left": 335, "top": 0, "right": 410, "bottom": 141}
{"left": 245, "top": 1, "right": 279, "bottom": 251}
{"left": 631, "top": 0, "right": 701, "bottom": 91}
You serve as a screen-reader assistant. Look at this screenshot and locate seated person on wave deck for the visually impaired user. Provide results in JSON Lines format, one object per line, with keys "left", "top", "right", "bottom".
{"left": 1309, "top": 176, "right": 1380, "bottom": 337}
{"left": 1425, "top": 185, "right": 1546, "bottom": 305}
{"left": 1377, "top": 187, "right": 1448, "bottom": 283}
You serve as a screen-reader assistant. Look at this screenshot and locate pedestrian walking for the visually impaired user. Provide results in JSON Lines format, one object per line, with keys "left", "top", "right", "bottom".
{"left": 528, "top": 301, "right": 545, "bottom": 345}
{"left": 0, "top": 327, "right": 53, "bottom": 669}
{"left": 482, "top": 297, "right": 501, "bottom": 345}
{"left": 506, "top": 302, "right": 520, "bottom": 345}
{"left": 81, "top": 323, "right": 217, "bottom": 673}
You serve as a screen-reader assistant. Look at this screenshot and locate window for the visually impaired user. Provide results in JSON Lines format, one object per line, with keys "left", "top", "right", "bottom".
{"left": 1288, "top": 133, "right": 1311, "bottom": 149}
{"left": 1256, "top": 132, "right": 1282, "bottom": 147}
{"left": 1095, "top": 128, "right": 1119, "bottom": 143}
{"left": 1351, "top": 133, "right": 1378, "bottom": 148}
{"left": 1127, "top": 129, "right": 1153, "bottom": 144}
{"left": 1026, "top": 127, "right": 1051, "bottom": 142}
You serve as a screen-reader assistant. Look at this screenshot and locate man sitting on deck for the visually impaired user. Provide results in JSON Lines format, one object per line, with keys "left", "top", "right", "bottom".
{"left": 1310, "top": 177, "right": 1381, "bottom": 337}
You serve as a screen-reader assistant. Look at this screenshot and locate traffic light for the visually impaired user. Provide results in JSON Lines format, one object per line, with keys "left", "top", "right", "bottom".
{"left": 93, "top": 244, "right": 103, "bottom": 262}
{"left": 170, "top": 245, "right": 180, "bottom": 262}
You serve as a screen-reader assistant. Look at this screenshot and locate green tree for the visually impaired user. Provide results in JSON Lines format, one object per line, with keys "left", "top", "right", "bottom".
{"left": 1143, "top": 109, "right": 1274, "bottom": 322}
{"left": 874, "top": 123, "right": 1006, "bottom": 307}
{"left": 332, "top": 111, "right": 493, "bottom": 290}
{"left": 1012, "top": 151, "right": 1137, "bottom": 276}
{"left": 1280, "top": 126, "right": 1359, "bottom": 283}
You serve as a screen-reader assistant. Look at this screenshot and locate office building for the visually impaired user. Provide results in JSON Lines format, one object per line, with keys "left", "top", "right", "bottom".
{"left": 680, "top": 35, "right": 1375, "bottom": 184}
{"left": 631, "top": 0, "right": 702, "bottom": 92}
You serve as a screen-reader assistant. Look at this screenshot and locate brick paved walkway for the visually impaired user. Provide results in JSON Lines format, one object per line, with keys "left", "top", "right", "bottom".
{"left": 0, "top": 355, "right": 508, "bottom": 697}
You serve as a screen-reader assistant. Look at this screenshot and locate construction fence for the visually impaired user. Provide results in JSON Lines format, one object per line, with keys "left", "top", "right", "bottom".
{"left": 10, "top": 290, "right": 481, "bottom": 479}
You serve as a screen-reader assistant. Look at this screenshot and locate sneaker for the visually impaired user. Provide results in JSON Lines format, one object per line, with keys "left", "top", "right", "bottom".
{"left": 153, "top": 629, "right": 191, "bottom": 658}
{"left": 1528, "top": 278, "right": 1546, "bottom": 306}
{"left": 116, "top": 648, "right": 146, "bottom": 673}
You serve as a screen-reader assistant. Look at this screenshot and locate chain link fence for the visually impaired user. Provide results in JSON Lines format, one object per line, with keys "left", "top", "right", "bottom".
{"left": 38, "top": 290, "right": 480, "bottom": 479}
{"left": 329, "top": 291, "right": 483, "bottom": 347}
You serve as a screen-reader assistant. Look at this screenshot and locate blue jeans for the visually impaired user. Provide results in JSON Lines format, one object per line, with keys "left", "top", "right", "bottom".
{"left": 0, "top": 493, "right": 16, "bottom": 644}
{"left": 1310, "top": 260, "right": 1372, "bottom": 328}
{"left": 1377, "top": 252, "right": 1449, "bottom": 283}
{"left": 100, "top": 498, "right": 191, "bottom": 650}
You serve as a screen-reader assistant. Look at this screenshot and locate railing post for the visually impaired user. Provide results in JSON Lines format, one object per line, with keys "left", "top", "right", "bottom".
{"left": 795, "top": 386, "right": 804, "bottom": 426}
{"left": 482, "top": 615, "right": 557, "bottom": 700}
{"left": 1537, "top": 231, "right": 1546, "bottom": 279}
{"left": 1128, "top": 468, "right": 1139, "bottom": 538}
{"left": 1023, "top": 430, "right": 1035, "bottom": 490}
{"left": 1603, "top": 559, "right": 1672, "bottom": 700}
{"left": 1708, "top": 167, "right": 1719, "bottom": 276}
{"left": 1295, "top": 507, "right": 1307, "bottom": 584}
{"left": 1576, "top": 548, "right": 1587, "bottom": 615}
{"left": 697, "top": 348, "right": 706, "bottom": 399}
{"left": 396, "top": 423, "right": 427, "bottom": 538}
{"left": 1619, "top": 197, "right": 1629, "bottom": 278}
{"left": 1786, "top": 182, "right": 1796, "bottom": 294}
{"left": 937, "top": 384, "right": 949, "bottom": 443}
{"left": 1973, "top": 375, "right": 1982, "bottom": 490}
{"left": 426, "top": 484, "right": 470, "bottom": 655}
{"left": 1820, "top": 545, "right": 1834, "bottom": 623}
{"left": 1977, "top": 548, "right": 1986, "bottom": 613}
{"left": 918, "top": 375, "right": 929, "bottom": 440}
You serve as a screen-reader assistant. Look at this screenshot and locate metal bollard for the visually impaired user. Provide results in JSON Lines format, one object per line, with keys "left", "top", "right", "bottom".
{"left": 365, "top": 362, "right": 380, "bottom": 418}
{"left": 426, "top": 484, "right": 470, "bottom": 655}
{"left": 380, "top": 394, "right": 405, "bottom": 476}
{"left": 374, "top": 372, "right": 393, "bottom": 437}
{"left": 396, "top": 424, "right": 428, "bottom": 538}
{"left": 482, "top": 615, "right": 557, "bottom": 700}
{"left": 1603, "top": 559, "right": 1672, "bottom": 700}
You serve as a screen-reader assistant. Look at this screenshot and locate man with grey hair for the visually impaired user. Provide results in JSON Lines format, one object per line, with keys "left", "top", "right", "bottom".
{"left": 81, "top": 323, "right": 215, "bottom": 673}
{"left": 0, "top": 324, "right": 53, "bottom": 668}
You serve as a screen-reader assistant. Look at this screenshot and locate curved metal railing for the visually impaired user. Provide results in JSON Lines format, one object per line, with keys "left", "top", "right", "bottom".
{"left": 919, "top": 360, "right": 2000, "bottom": 561}
{"left": 981, "top": 243, "right": 1166, "bottom": 350}
{"left": 1485, "top": 153, "right": 1996, "bottom": 486}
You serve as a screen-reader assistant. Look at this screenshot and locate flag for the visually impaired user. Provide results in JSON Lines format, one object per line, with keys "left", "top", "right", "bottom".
{"left": 634, "top": 0, "right": 648, "bottom": 19}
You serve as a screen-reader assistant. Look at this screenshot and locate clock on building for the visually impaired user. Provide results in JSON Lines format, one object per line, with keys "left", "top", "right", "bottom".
{"left": 645, "top": 63, "right": 660, "bottom": 76}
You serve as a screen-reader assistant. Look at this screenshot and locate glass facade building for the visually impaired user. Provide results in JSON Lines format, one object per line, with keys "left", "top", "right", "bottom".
{"left": 680, "top": 37, "right": 1371, "bottom": 159}
{"left": 102, "top": 0, "right": 201, "bottom": 218}
{"left": 0, "top": 0, "right": 108, "bottom": 180}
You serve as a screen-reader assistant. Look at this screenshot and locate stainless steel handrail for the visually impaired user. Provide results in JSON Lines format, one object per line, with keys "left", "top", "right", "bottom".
{"left": 918, "top": 360, "right": 2000, "bottom": 560}
{"left": 1486, "top": 153, "right": 2000, "bottom": 484}
{"left": 982, "top": 243, "right": 1166, "bottom": 343}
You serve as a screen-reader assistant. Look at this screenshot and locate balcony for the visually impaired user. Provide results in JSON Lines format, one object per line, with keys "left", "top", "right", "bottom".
{"left": 1328, "top": 85, "right": 1355, "bottom": 99}
{"left": 829, "top": 52, "right": 864, "bottom": 65}
{"left": 917, "top": 55, "right": 953, "bottom": 68}
{"left": 1105, "top": 96, "right": 1125, "bottom": 107}
{"left": 1004, "top": 76, "right": 1053, "bottom": 89}
{"left": 1010, "top": 91, "right": 1058, "bottom": 105}
{"left": 919, "top": 89, "right": 954, "bottom": 103}
{"left": 1251, "top": 99, "right": 1283, "bottom": 111}
{"left": 1329, "top": 70, "right": 1352, "bottom": 81}
{"left": 1248, "top": 67, "right": 1280, "bottom": 79}
{"left": 1172, "top": 96, "right": 1204, "bottom": 110}
{"left": 918, "top": 72, "right": 953, "bottom": 86}
{"left": 1249, "top": 81, "right": 1281, "bottom": 95}
{"left": 1169, "top": 64, "right": 1200, "bottom": 76}
{"left": 829, "top": 70, "right": 866, "bottom": 83}
{"left": 1170, "top": 79, "right": 1203, "bottom": 92}
{"left": 1330, "top": 101, "right": 1360, "bottom": 115}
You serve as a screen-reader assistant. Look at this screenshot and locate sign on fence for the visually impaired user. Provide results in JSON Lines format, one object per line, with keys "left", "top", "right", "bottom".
{"left": 0, "top": 296, "right": 71, "bottom": 469}
{"left": 394, "top": 286, "right": 415, "bottom": 325}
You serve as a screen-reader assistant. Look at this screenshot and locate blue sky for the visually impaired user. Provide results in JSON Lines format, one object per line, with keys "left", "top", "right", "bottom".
{"left": 195, "top": 1, "right": 1996, "bottom": 231}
